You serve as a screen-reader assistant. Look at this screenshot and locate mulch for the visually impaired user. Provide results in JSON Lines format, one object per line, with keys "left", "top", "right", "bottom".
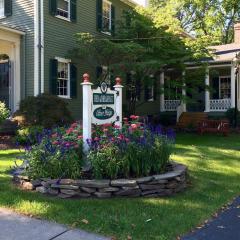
{"left": 0, "top": 135, "right": 16, "bottom": 150}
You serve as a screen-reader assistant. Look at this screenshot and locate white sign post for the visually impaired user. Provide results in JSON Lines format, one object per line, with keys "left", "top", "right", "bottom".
{"left": 114, "top": 77, "right": 123, "bottom": 128}
{"left": 81, "top": 74, "right": 123, "bottom": 155}
{"left": 81, "top": 73, "right": 93, "bottom": 155}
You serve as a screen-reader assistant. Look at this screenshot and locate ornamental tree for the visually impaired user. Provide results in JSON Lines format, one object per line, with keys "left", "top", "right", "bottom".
{"left": 72, "top": 7, "right": 208, "bottom": 115}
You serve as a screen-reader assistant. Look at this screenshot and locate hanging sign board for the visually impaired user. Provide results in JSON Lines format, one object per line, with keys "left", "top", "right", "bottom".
{"left": 92, "top": 82, "right": 117, "bottom": 124}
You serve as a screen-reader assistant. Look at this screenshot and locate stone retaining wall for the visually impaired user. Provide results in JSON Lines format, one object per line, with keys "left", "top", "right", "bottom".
{"left": 13, "top": 162, "right": 187, "bottom": 199}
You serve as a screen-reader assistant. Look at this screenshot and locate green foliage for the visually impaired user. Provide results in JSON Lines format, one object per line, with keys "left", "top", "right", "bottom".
{"left": 88, "top": 144, "right": 124, "bottom": 179}
{"left": 0, "top": 101, "right": 10, "bottom": 124}
{"left": 14, "top": 126, "right": 44, "bottom": 145}
{"left": 150, "top": 0, "right": 240, "bottom": 44}
{"left": 225, "top": 108, "right": 240, "bottom": 127}
{"left": 24, "top": 123, "right": 84, "bottom": 180}
{"left": 25, "top": 144, "right": 82, "bottom": 180}
{"left": 88, "top": 134, "right": 173, "bottom": 179}
{"left": 16, "top": 94, "right": 73, "bottom": 128}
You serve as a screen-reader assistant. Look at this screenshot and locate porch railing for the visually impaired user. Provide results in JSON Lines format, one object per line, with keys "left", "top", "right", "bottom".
{"left": 209, "top": 98, "right": 231, "bottom": 111}
{"left": 164, "top": 100, "right": 181, "bottom": 111}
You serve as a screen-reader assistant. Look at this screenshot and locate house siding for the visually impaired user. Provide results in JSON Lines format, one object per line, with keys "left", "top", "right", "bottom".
{"left": 0, "top": 0, "right": 34, "bottom": 98}
{"left": 43, "top": 0, "right": 130, "bottom": 119}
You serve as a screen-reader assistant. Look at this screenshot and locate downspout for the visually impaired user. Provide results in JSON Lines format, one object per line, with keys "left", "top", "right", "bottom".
{"left": 40, "top": 0, "right": 44, "bottom": 93}
{"left": 34, "top": 0, "right": 40, "bottom": 96}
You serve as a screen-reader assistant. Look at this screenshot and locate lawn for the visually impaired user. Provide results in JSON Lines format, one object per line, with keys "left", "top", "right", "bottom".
{"left": 0, "top": 133, "right": 239, "bottom": 240}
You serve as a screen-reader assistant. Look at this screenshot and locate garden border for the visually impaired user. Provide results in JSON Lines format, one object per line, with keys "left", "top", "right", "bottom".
{"left": 13, "top": 162, "right": 187, "bottom": 199}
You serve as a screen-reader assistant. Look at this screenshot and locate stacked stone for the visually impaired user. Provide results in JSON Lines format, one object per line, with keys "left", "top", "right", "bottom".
{"left": 13, "top": 163, "right": 187, "bottom": 199}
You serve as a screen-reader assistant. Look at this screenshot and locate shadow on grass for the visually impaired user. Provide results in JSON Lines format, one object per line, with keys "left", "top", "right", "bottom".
{"left": 0, "top": 134, "right": 239, "bottom": 240}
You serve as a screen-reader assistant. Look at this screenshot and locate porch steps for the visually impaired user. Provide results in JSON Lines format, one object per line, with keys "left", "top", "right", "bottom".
{"left": 177, "top": 112, "right": 208, "bottom": 129}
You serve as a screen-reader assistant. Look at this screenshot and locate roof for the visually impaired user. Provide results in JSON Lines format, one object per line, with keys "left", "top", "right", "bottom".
{"left": 209, "top": 43, "right": 240, "bottom": 62}
{"left": 120, "top": 0, "right": 138, "bottom": 7}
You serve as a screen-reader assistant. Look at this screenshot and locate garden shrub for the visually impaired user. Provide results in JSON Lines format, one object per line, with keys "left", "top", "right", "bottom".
{"left": 88, "top": 116, "right": 174, "bottom": 179}
{"left": 225, "top": 108, "right": 240, "bottom": 127}
{"left": 0, "top": 101, "right": 10, "bottom": 124}
{"left": 16, "top": 94, "right": 73, "bottom": 128}
{"left": 22, "top": 122, "right": 83, "bottom": 179}
{"left": 21, "top": 117, "right": 174, "bottom": 180}
{"left": 15, "top": 125, "right": 44, "bottom": 145}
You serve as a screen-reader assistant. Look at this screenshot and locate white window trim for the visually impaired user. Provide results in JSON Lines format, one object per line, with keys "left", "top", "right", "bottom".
{"left": 101, "top": 0, "right": 112, "bottom": 35}
{"left": 148, "top": 86, "right": 154, "bottom": 102}
{"left": 0, "top": 0, "right": 5, "bottom": 19}
{"left": 56, "top": 0, "right": 71, "bottom": 22}
{"left": 219, "top": 75, "right": 231, "bottom": 99}
{"left": 55, "top": 57, "right": 71, "bottom": 99}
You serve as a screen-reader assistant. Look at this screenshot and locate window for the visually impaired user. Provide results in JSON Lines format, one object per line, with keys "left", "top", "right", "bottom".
{"left": 0, "top": 0, "right": 4, "bottom": 17}
{"left": 102, "top": 0, "right": 112, "bottom": 33}
{"left": 219, "top": 76, "right": 231, "bottom": 99}
{"left": 57, "top": 0, "right": 70, "bottom": 20}
{"left": 164, "top": 77, "right": 181, "bottom": 100}
{"left": 57, "top": 58, "right": 70, "bottom": 98}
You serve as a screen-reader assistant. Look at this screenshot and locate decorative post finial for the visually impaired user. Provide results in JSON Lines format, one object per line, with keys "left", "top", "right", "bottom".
{"left": 83, "top": 73, "right": 90, "bottom": 83}
{"left": 115, "top": 77, "right": 122, "bottom": 85}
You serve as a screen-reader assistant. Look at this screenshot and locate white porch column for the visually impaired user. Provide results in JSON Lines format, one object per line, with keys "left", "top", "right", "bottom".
{"left": 181, "top": 71, "right": 187, "bottom": 112}
{"left": 114, "top": 77, "right": 123, "bottom": 128}
{"left": 205, "top": 67, "right": 210, "bottom": 112}
{"left": 160, "top": 72, "right": 165, "bottom": 112}
{"left": 231, "top": 64, "right": 236, "bottom": 108}
{"left": 81, "top": 73, "right": 93, "bottom": 154}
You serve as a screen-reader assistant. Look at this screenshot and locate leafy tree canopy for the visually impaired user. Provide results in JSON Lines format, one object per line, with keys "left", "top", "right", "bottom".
{"left": 150, "top": 0, "right": 240, "bottom": 45}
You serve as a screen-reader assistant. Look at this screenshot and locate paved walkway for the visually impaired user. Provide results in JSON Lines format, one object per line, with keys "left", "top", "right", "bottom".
{"left": 0, "top": 208, "right": 109, "bottom": 240}
{"left": 182, "top": 196, "right": 240, "bottom": 240}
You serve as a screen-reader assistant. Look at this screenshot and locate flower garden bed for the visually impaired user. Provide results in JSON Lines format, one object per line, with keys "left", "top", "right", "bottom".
{"left": 12, "top": 115, "right": 188, "bottom": 199}
{"left": 13, "top": 161, "right": 187, "bottom": 199}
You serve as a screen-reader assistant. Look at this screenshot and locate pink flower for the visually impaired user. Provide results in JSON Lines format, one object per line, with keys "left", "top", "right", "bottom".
{"left": 94, "top": 137, "right": 100, "bottom": 141}
{"left": 125, "top": 138, "right": 130, "bottom": 143}
{"left": 51, "top": 133, "right": 57, "bottom": 138}
{"left": 66, "top": 128, "right": 74, "bottom": 134}
{"left": 71, "top": 122, "right": 78, "bottom": 128}
{"left": 131, "top": 124, "right": 138, "bottom": 130}
{"left": 103, "top": 128, "right": 108, "bottom": 133}
{"left": 77, "top": 135, "right": 83, "bottom": 140}
{"left": 114, "top": 125, "right": 120, "bottom": 129}
{"left": 52, "top": 141, "right": 58, "bottom": 145}
{"left": 74, "top": 144, "right": 79, "bottom": 149}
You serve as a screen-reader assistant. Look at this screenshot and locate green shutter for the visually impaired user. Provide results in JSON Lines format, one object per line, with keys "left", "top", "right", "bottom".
{"left": 49, "top": 59, "right": 58, "bottom": 95}
{"left": 126, "top": 73, "right": 132, "bottom": 100}
{"left": 153, "top": 77, "right": 158, "bottom": 101}
{"left": 136, "top": 78, "right": 141, "bottom": 101}
{"left": 70, "top": 64, "right": 77, "bottom": 98}
{"left": 70, "top": 0, "right": 77, "bottom": 22}
{"left": 96, "top": 66, "right": 103, "bottom": 79}
{"left": 4, "top": 0, "right": 12, "bottom": 17}
{"left": 111, "top": 5, "right": 115, "bottom": 35}
{"left": 212, "top": 77, "right": 219, "bottom": 99}
{"left": 49, "top": 0, "right": 57, "bottom": 16}
{"left": 96, "top": 0, "right": 102, "bottom": 31}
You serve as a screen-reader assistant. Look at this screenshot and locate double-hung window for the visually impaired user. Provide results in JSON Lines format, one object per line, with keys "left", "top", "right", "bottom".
{"left": 102, "top": 0, "right": 112, "bottom": 33}
{"left": 219, "top": 76, "right": 231, "bottom": 99}
{"left": 0, "top": 0, "right": 4, "bottom": 18}
{"left": 57, "top": 0, "right": 70, "bottom": 20}
{"left": 57, "top": 58, "right": 70, "bottom": 98}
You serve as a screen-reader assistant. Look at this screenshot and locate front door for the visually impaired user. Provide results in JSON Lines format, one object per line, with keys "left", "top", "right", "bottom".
{"left": 0, "top": 61, "right": 11, "bottom": 109}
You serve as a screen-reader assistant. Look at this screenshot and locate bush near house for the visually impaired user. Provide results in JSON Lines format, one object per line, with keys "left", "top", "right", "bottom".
{"left": 14, "top": 94, "right": 73, "bottom": 128}
{"left": 20, "top": 116, "right": 175, "bottom": 180}
{"left": 0, "top": 101, "right": 10, "bottom": 124}
{"left": 225, "top": 108, "right": 240, "bottom": 127}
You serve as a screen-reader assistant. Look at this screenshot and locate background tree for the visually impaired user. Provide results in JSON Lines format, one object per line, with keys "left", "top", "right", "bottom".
{"left": 72, "top": 8, "right": 207, "bottom": 115}
{"left": 150, "top": 0, "right": 240, "bottom": 44}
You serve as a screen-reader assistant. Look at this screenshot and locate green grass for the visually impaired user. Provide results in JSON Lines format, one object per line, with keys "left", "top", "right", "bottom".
{"left": 0, "top": 134, "right": 240, "bottom": 240}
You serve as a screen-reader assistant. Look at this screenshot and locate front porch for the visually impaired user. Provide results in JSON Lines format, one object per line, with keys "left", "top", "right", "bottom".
{"left": 0, "top": 26, "right": 23, "bottom": 113}
{"left": 160, "top": 64, "right": 240, "bottom": 113}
